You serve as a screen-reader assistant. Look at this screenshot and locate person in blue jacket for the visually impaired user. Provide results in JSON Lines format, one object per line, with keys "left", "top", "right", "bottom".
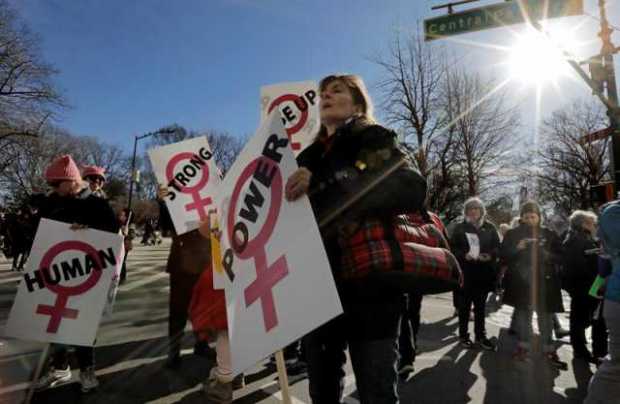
{"left": 585, "top": 201, "right": 620, "bottom": 404}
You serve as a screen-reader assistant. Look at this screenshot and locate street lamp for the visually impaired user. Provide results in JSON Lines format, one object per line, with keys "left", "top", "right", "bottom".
{"left": 127, "top": 128, "right": 176, "bottom": 213}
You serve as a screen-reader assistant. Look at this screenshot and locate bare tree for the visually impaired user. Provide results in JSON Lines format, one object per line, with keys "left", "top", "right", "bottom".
{"left": 442, "top": 68, "right": 520, "bottom": 197}
{"left": 73, "top": 137, "right": 132, "bottom": 182}
{"left": 1, "top": 126, "right": 75, "bottom": 200}
{"left": 373, "top": 34, "right": 448, "bottom": 177}
{"left": 0, "top": 0, "right": 63, "bottom": 177}
{"left": 148, "top": 124, "right": 245, "bottom": 172}
{"left": 139, "top": 124, "right": 246, "bottom": 200}
{"left": 374, "top": 34, "right": 520, "bottom": 221}
{"left": 0, "top": 126, "right": 134, "bottom": 203}
{"left": 537, "top": 100, "right": 609, "bottom": 215}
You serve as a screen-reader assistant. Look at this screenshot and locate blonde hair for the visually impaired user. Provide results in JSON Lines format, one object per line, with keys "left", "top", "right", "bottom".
{"left": 569, "top": 210, "right": 597, "bottom": 231}
{"left": 316, "top": 74, "right": 376, "bottom": 141}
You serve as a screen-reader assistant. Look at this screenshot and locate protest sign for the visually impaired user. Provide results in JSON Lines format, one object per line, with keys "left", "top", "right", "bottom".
{"left": 148, "top": 136, "right": 221, "bottom": 235}
{"left": 215, "top": 111, "right": 342, "bottom": 375}
{"left": 5, "top": 219, "right": 124, "bottom": 346}
{"left": 260, "top": 81, "right": 319, "bottom": 156}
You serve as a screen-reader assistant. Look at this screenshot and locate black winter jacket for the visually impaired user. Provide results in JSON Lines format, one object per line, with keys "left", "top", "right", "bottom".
{"left": 450, "top": 220, "right": 500, "bottom": 293}
{"left": 561, "top": 229, "right": 599, "bottom": 296}
{"left": 296, "top": 118, "right": 427, "bottom": 292}
{"left": 500, "top": 223, "right": 564, "bottom": 312}
{"left": 36, "top": 193, "right": 119, "bottom": 234}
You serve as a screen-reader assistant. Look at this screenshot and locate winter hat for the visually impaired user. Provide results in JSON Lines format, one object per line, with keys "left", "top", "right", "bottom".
{"left": 520, "top": 200, "right": 541, "bottom": 217}
{"left": 463, "top": 197, "right": 486, "bottom": 227}
{"left": 463, "top": 197, "right": 485, "bottom": 215}
{"left": 45, "top": 155, "right": 82, "bottom": 183}
{"left": 82, "top": 165, "right": 106, "bottom": 181}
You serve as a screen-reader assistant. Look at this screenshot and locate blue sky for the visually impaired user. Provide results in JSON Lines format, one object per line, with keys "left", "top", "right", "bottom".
{"left": 12, "top": 0, "right": 620, "bottom": 152}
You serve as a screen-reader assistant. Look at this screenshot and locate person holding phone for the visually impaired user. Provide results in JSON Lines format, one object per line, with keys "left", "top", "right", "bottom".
{"left": 500, "top": 200, "right": 566, "bottom": 369}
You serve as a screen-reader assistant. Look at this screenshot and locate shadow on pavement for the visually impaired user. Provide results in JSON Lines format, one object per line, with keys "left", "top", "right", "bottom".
{"left": 416, "top": 315, "right": 460, "bottom": 355}
{"left": 563, "top": 358, "right": 595, "bottom": 403}
{"left": 399, "top": 341, "right": 479, "bottom": 403}
{"left": 479, "top": 328, "right": 579, "bottom": 404}
{"left": 32, "top": 335, "right": 213, "bottom": 404}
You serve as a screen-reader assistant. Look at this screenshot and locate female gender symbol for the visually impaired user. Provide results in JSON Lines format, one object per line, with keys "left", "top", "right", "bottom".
{"left": 227, "top": 157, "right": 288, "bottom": 332}
{"left": 36, "top": 241, "right": 103, "bottom": 333}
{"left": 166, "top": 152, "right": 212, "bottom": 221}
{"left": 268, "top": 94, "right": 309, "bottom": 152}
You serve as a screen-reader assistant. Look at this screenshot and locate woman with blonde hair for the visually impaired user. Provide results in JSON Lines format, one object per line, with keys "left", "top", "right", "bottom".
{"left": 286, "top": 74, "right": 455, "bottom": 403}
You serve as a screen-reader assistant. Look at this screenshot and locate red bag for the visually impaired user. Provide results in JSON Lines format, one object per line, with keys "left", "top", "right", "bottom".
{"left": 188, "top": 265, "right": 228, "bottom": 341}
{"left": 340, "top": 213, "right": 461, "bottom": 294}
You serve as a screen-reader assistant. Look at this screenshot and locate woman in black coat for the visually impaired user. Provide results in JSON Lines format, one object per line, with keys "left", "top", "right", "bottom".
{"left": 286, "top": 74, "right": 428, "bottom": 404}
{"left": 450, "top": 197, "right": 499, "bottom": 351}
{"left": 562, "top": 210, "right": 607, "bottom": 364}
{"left": 500, "top": 200, "right": 566, "bottom": 369}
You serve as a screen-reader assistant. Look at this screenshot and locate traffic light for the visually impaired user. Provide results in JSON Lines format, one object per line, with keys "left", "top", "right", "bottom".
{"left": 590, "top": 182, "right": 615, "bottom": 206}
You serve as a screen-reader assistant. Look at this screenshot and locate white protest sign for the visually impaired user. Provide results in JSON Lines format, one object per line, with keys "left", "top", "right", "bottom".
{"left": 4, "top": 219, "right": 124, "bottom": 346}
{"left": 215, "top": 111, "right": 342, "bottom": 375}
{"left": 148, "top": 137, "right": 221, "bottom": 235}
{"left": 465, "top": 233, "right": 480, "bottom": 259}
{"left": 260, "top": 81, "right": 319, "bottom": 156}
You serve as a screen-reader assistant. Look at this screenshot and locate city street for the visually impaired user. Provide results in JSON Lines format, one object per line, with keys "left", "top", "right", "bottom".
{"left": 0, "top": 240, "right": 599, "bottom": 403}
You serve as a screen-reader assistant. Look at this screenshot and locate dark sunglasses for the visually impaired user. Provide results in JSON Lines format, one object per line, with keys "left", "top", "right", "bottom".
{"left": 86, "top": 175, "right": 105, "bottom": 183}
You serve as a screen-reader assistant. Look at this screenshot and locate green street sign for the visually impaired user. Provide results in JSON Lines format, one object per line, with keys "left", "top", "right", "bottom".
{"left": 424, "top": 0, "right": 584, "bottom": 41}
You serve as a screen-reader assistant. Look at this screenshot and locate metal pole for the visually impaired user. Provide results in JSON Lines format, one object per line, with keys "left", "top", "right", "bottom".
{"left": 598, "top": 0, "right": 620, "bottom": 196}
{"left": 127, "top": 135, "right": 139, "bottom": 213}
{"left": 126, "top": 127, "right": 176, "bottom": 212}
{"left": 525, "top": 2, "right": 619, "bottom": 195}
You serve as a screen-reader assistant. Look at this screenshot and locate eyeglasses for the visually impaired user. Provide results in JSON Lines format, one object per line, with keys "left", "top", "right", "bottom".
{"left": 86, "top": 176, "right": 105, "bottom": 183}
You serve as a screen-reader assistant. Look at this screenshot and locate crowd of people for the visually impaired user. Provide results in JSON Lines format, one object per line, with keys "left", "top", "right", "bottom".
{"left": 1, "top": 73, "right": 618, "bottom": 404}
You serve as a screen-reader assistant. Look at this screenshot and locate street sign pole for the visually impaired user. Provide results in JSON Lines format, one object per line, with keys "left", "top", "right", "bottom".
{"left": 425, "top": 0, "right": 620, "bottom": 198}
{"left": 528, "top": 0, "right": 619, "bottom": 197}
{"left": 597, "top": 0, "right": 620, "bottom": 197}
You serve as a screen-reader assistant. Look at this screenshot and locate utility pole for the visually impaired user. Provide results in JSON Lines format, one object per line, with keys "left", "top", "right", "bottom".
{"left": 598, "top": 0, "right": 620, "bottom": 196}
{"left": 526, "top": 0, "right": 619, "bottom": 197}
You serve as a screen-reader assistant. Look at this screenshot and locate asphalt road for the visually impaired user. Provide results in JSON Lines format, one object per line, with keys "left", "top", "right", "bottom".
{"left": 0, "top": 239, "right": 601, "bottom": 404}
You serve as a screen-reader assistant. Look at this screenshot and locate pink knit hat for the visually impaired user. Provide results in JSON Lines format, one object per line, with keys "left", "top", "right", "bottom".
{"left": 45, "top": 155, "right": 82, "bottom": 182}
{"left": 82, "top": 165, "right": 106, "bottom": 180}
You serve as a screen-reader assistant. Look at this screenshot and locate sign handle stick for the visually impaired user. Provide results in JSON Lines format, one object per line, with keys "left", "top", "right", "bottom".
{"left": 275, "top": 350, "right": 292, "bottom": 404}
{"left": 25, "top": 343, "right": 50, "bottom": 404}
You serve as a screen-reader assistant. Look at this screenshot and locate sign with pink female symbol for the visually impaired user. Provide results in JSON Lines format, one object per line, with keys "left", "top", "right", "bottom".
{"left": 5, "top": 219, "right": 124, "bottom": 346}
{"left": 214, "top": 111, "right": 342, "bottom": 376}
{"left": 148, "top": 136, "right": 222, "bottom": 235}
{"left": 260, "top": 81, "right": 319, "bottom": 156}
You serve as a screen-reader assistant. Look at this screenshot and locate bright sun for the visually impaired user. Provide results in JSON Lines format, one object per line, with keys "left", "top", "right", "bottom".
{"left": 507, "top": 29, "right": 573, "bottom": 86}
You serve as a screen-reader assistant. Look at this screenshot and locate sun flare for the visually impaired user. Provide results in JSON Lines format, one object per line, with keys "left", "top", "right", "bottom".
{"left": 507, "top": 29, "right": 575, "bottom": 86}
